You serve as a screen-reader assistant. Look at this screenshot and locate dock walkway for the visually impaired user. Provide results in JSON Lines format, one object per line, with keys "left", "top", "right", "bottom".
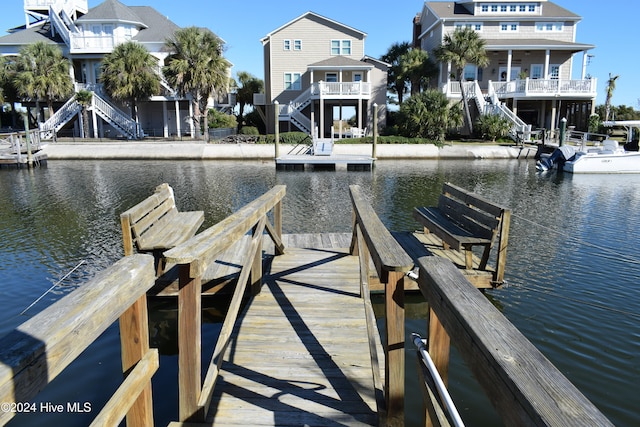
{"left": 204, "top": 234, "right": 378, "bottom": 426}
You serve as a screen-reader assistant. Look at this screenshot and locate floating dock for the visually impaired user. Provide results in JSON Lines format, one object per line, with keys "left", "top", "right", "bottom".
{"left": 275, "top": 153, "right": 374, "bottom": 171}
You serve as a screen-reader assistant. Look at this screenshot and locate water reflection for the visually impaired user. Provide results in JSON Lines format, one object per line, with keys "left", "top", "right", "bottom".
{"left": 1, "top": 159, "right": 638, "bottom": 426}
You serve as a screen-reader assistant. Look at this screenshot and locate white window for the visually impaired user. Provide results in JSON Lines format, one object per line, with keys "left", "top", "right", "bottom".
{"left": 510, "top": 5, "right": 517, "bottom": 12}
{"left": 481, "top": 5, "right": 488, "bottom": 12}
{"left": 519, "top": 5, "right": 526, "bottom": 12}
{"left": 284, "top": 72, "right": 301, "bottom": 90}
{"left": 455, "top": 22, "right": 483, "bottom": 31}
{"left": 536, "top": 22, "right": 564, "bottom": 32}
{"left": 325, "top": 73, "right": 338, "bottom": 83}
{"left": 353, "top": 73, "right": 362, "bottom": 82}
{"left": 549, "top": 65, "right": 560, "bottom": 79}
{"left": 331, "top": 40, "right": 351, "bottom": 55}
{"left": 500, "top": 5, "right": 507, "bottom": 12}
{"left": 491, "top": 5, "right": 498, "bottom": 12}
{"left": 531, "top": 64, "right": 543, "bottom": 79}
{"left": 294, "top": 40, "right": 302, "bottom": 51}
{"left": 529, "top": 5, "right": 536, "bottom": 12}
{"left": 500, "top": 22, "right": 519, "bottom": 32}
{"left": 283, "top": 40, "right": 290, "bottom": 51}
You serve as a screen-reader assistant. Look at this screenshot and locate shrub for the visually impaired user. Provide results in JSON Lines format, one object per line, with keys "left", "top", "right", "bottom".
{"left": 475, "top": 114, "right": 512, "bottom": 142}
{"left": 397, "top": 90, "right": 462, "bottom": 144}
{"left": 239, "top": 126, "right": 259, "bottom": 135}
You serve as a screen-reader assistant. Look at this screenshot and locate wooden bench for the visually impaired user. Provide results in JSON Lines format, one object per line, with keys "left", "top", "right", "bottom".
{"left": 121, "top": 183, "right": 204, "bottom": 274}
{"left": 413, "top": 182, "right": 510, "bottom": 286}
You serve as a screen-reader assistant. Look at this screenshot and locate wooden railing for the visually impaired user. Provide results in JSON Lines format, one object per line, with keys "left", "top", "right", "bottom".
{"left": 416, "top": 256, "right": 614, "bottom": 427}
{"left": 0, "top": 254, "right": 158, "bottom": 427}
{"left": 349, "top": 185, "right": 414, "bottom": 426}
{"left": 162, "top": 185, "right": 286, "bottom": 422}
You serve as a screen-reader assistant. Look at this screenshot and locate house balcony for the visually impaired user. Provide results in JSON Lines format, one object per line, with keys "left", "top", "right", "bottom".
{"left": 69, "top": 34, "right": 116, "bottom": 54}
{"left": 443, "top": 78, "right": 597, "bottom": 101}
{"left": 310, "top": 81, "right": 371, "bottom": 100}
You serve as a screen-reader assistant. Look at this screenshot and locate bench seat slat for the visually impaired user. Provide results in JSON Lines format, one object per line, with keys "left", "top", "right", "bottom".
{"left": 414, "top": 207, "right": 491, "bottom": 251}
{"left": 137, "top": 210, "right": 204, "bottom": 251}
{"left": 438, "top": 195, "right": 497, "bottom": 240}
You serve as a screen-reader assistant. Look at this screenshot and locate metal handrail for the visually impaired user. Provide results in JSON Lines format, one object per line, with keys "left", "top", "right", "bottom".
{"left": 412, "top": 333, "right": 465, "bottom": 427}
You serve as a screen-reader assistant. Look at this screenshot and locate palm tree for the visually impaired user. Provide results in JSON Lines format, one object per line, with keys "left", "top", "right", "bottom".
{"left": 434, "top": 27, "right": 489, "bottom": 134}
{"left": 604, "top": 73, "right": 619, "bottom": 121}
{"left": 163, "top": 26, "right": 231, "bottom": 140}
{"left": 75, "top": 89, "right": 92, "bottom": 138}
{"left": 381, "top": 42, "right": 411, "bottom": 106}
{"left": 398, "top": 48, "right": 437, "bottom": 96}
{"left": 100, "top": 41, "right": 160, "bottom": 125}
{"left": 235, "top": 71, "right": 264, "bottom": 131}
{"left": 13, "top": 41, "right": 73, "bottom": 124}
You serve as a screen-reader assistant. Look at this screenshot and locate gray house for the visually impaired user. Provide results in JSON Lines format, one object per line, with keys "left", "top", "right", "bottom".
{"left": 256, "top": 12, "right": 388, "bottom": 138}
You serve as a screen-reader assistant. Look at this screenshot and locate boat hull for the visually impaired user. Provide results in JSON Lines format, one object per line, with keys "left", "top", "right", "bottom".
{"left": 563, "top": 151, "right": 640, "bottom": 173}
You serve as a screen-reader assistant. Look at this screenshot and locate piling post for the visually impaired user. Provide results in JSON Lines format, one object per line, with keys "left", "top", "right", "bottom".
{"left": 274, "top": 101, "right": 280, "bottom": 159}
{"left": 22, "top": 114, "right": 33, "bottom": 166}
{"left": 372, "top": 103, "right": 378, "bottom": 159}
{"left": 559, "top": 117, "right": 567, "bottom": 147}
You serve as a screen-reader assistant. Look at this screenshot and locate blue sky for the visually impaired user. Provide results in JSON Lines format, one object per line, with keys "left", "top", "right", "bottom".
{"left": 0, "top": 0, "right": 637, "bottom": 108}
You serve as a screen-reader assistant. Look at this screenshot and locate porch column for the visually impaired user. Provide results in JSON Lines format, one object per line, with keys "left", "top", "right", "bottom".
{"left": 311, "top": 102, "right": 316, "bottom": 138}
{"left": 91, "top": 95, "right": 98, "bottom": 139}
{"left": 506, "top": 50, "right": 513, "bottom": 82}
{"left": 550, "top": 99, "right": 557, "bottom": 131}
{"left": 188, "top": 102, "right": 195, "bottom": 137}
{"left": 581, "top": 52, "right": 589, "bottom": 80}
{"left": 162, "top": 100, "right": 169, "bottom": 138}
{"left": 175, "top": 99, "right": 181, "bottom": 137}
{"left": 544, "top": 50, "right": 550, "bottom": 79}
{"left": 512, "top": 99, "right": 518, "bottom": 116}
{"left": 320, "top": 96, "right": 324, "bottom": 138}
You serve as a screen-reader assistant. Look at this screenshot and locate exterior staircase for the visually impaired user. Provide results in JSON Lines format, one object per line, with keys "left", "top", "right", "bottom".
{"left": 278, "top": 88, "right": 312, "bottom": 134}
{"left": 40, "top": 92, "right": 142, "bottom": 140}
{"left": 465, "top": 81, "right": 532, "bottom": 142}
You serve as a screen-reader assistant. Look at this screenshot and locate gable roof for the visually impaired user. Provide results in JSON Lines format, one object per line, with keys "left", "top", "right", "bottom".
{"left": 76, "top": 0, "right": 147, "bottom": 28}
{"left": 261, "top": 11, "right": 366, "bottom": 43}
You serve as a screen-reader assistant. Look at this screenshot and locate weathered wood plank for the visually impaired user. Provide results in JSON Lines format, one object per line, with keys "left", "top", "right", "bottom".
{"left": 349, "top": 185, "right": 413, "bottom": 278}
{"left": 417, "top": 256, "right": 614, "bottom": 427}
{"left": 204, "top": 247, "right": 379, "bottom": 427}
{"left": 164, "top": 185, "right": 285, "bottom": 278}
{"left": 0, "top": 254, "right": 155, "bottom": 426}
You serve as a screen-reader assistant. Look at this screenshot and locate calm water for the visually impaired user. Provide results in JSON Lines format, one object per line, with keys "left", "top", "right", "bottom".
{"left": 1, "top": 159, "right": 638, "bottom": 426}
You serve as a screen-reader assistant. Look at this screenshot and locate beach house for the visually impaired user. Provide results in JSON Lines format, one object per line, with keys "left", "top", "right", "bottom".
{"left": 413, "top": 0, "right": 596, "bottom": 132}
{"left": 256, "top": 11, "right": 388, "bottom": 138}
{"left": 0, "top": 0, "right": 233, "bottom": 139}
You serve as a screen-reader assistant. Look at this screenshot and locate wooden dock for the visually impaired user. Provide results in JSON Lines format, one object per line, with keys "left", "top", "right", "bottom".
{"left": 275, "top": 154, "right": 373, "bottom": 171}
{"left": 0, "top": 184, "right": 615, "bottom": 427}
{"left": 203, "top": 235, "right": 379, "bottom": 426}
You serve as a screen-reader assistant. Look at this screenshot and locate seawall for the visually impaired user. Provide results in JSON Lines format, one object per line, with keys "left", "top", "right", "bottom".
{"left": 41, "top": 142, "right": 538, "bottom": 160}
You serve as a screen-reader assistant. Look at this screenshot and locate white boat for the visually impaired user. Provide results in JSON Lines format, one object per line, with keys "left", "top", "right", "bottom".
{"left": 563, "top": 140, "right": 640, "bottom": 173}
{"left": 537, "top": 139, "right": 640, "bottom": 174}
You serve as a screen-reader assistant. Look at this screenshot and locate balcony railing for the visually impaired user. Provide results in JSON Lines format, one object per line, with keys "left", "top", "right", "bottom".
{"left": 444, "top": 78, "right": 596, "bottom": 100}
{"left": 490, "top": 78, "right": 597, "bottom": 98}
{"left": 310, "top": 81, "right": 372, "bottom": 98}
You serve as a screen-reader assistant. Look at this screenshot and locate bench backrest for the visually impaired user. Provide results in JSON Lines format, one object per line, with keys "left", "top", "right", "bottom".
{"left": 439, "top": 182, "right": 506, "bottom": 246}
{"left": 120, "top": 183, "right": 177, "bottom": 255}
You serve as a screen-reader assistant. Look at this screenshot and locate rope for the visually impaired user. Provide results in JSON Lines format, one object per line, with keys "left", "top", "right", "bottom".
{"left": 19, "top": 260, "right": 86, "bottom": 316}
{"left": 512, "top": 212, "right": 640, "bottom": 266}
{"left": 504, "top": 281, "right": 640, "bottom": 320}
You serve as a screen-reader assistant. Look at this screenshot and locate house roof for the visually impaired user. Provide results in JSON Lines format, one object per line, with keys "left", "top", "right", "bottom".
{"left": 308, "top": 56, "right": 374, "bottom": 69}
{"left": 0, "top": 0, "right": 180, "bottom": 48}
{"left": 0, "top": 24, "right": 64, "bottom": 47}
{"left": 261, "top": 11, "right": 366, "bottom": 43}
{"left": 425, "top": 1, "right": 581, "bottom": 20}
{"left": 76, "top": 0, "right": 147, "bottom": 28}
{"left": 484, "top": 38, "right": 594, "bottom": 52}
